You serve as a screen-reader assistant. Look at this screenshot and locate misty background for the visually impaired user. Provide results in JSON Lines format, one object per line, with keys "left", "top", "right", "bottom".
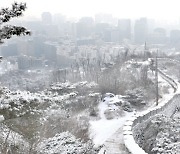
{"left": 1, "top": 1, "right": 180, "bottom": 154}
{"left": 1, "top": 0, "right": 180, "bottom": 91}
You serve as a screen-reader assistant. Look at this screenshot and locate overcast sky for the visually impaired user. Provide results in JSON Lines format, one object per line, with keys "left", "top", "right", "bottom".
{"left": 1, "top": 0, "right": 180, "bottom": 21}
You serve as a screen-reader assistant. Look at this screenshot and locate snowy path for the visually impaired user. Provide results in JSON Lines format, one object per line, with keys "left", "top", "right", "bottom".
{"left": 99, "top": 126, "right": 130, "bottom": 154}
{"left": 89, "top": 97, "right": 134, "bottom": 147}
{"left": 95, "top": 69, "right": 176, "bottom": 154}
{"left": 89, "top": 94, "right": 134, "bottom": 153}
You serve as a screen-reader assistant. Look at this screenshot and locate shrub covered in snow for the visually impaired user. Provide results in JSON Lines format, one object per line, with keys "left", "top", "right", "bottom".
{"left": 121, "top": 101, "right": 133, "bottom": 112}
{"left": 0, "top": 123, "right": 30, "bottom": 154}
{"left": 36, "top": 131, "right": 100, "bottom": 154}
{"left": 124, "top": 88, "right": 145, "bottom": 106}
{"left": 0, "top": 87, "right": 80, "bottom": 120}
{"left": 134, "top": 114, "right": 180, "bottom": 154}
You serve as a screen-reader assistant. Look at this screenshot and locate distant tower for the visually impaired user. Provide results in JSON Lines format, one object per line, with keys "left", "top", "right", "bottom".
{"left": 76, "top": 17, "right": 94, "bottom": 38}
{"left": 41, "top": 12, "right": 52, "bottom": 25}
{"left": 152, "top": 28, "right": 166, "bottom": 44}
{"left": 118, "top": 19, "right": 131, "bottom": 42}
{"left": 134, "top": 18, "right": 148, "bottom": 44}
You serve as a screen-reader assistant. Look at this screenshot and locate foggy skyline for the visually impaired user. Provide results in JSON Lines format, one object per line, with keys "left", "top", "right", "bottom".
{"left": 1, "top": 0, "right": 180, "bottom": 22}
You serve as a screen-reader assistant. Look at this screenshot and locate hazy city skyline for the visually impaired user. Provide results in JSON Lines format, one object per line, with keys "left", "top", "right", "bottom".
{"left": 1, "top": 0, "right": 180, "bottom": 22}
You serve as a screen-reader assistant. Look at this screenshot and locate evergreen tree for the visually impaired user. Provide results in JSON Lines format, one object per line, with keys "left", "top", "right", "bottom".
{"left": 0, "top": 2, "right": 31, "bottom": 44}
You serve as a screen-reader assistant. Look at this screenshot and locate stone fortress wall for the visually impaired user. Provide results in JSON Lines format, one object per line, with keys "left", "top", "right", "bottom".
{"left": 123, "top": 70, "right": 179, "bottom": 154}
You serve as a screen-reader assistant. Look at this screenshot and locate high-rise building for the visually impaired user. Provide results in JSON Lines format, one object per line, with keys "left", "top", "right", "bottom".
{"left": 134, "top": 18, "right": 148, "bottom": 44}
{"left": 17, "top": 55, "right": 43, "bottom": 69}
{"left": 95, "top": 23, "right": 110, "bottom": 40}
{"left": 43, "top": 42, "right": 57, "bottom": 62}
{"left": 111, "top": 28, "right": 120, "bottom": 43}
{"left": 151, "top": 28, "right": 167, "bottom": 44}
{"left": 118, "top": 19, "right": 131, "bottom": 42}
{"left": 76, "top": 17, "right": 94, "bottom": 38}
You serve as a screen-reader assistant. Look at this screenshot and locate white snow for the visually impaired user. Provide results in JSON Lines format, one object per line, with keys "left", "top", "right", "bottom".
{"left": 89, "top": 113, "right": 133, "bottom": 146}
{"left": 150, "top": 74, "right": 175, "bottom": 108}
{"left": 89, "top": 95, "right": 134, "bottom": 146}
{"left": 0, "top": 115, "right": 4, "bottom": 122}
{"left": 89, "top": 68, "right": 176, "bottom": 147}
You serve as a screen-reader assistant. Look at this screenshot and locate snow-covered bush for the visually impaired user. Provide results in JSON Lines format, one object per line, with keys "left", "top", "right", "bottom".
{"left": 0, "top": 88, "right": 50, "bottom": 119}
{"left": 36, "top": 131, "right": 100, "bottom": 154}
{"left": 0, "top": 123, "right": 30, "bottom": 154}
{"left": 134, "top": 114, "right": 180, "bottom": 154}
{"left": 104, "top": 109, "right": 115, "bottom": 120}
{"left": 151, "top": 115, "right": 180, "bottom": 154}
{"left": 121, "top": 101, "right": 133, "bottom": 112}
{"left": 0, "top": 86, "right": 80, "bottom": 119}
{"left": 104, "top": 107, "right": 124, "bottom": 120}
{"left": 89, "top": 107, "right": 99, "bottom": 117}
{"left": 124, "top": 88, "right": 145, "bottom": 106}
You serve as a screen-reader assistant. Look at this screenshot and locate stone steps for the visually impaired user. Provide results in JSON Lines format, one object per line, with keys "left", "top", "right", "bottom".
{"left": 102, "top": 127, "right": 130, "bottom": 154}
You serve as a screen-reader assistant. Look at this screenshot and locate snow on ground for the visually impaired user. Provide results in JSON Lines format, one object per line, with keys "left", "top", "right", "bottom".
{"left": 89, "top": 72, "right": 176, "bottom": 147}
{"left": 89, "top": 113, "right": 133, "bottom": 146}
{"left": 89, "top": 94, "right": 134, "bottom": 146}
{"left": 150, "top": 74, "right": 175, "bottom": 108}
{"left": 158, "top": 74, "right": 174, "bottom": 93}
